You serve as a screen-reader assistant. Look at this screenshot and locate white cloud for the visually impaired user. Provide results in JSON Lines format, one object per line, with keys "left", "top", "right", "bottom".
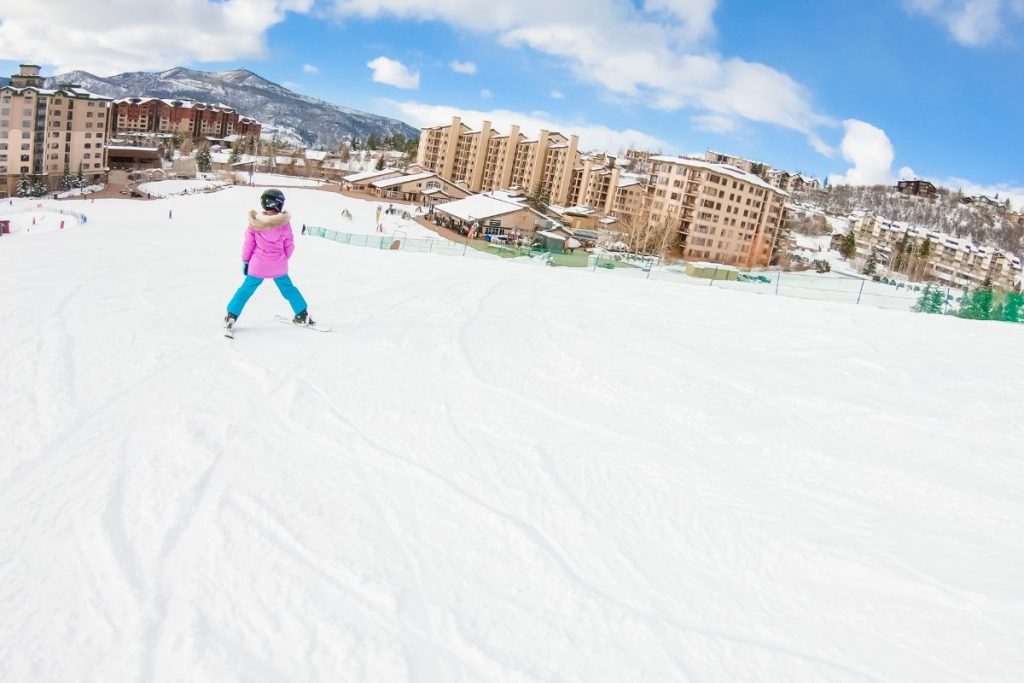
{"left": 367, "top": 56, "right": 420, "bottom": 89}
{"left": 691, "top": 114, "right": 736, "bottom": 133}
{"left": 905, "top": 0, "right": 1024, "bottom": 46}
{"left": 549, "top": 89, "right": 565, "bottom": 99}
{"left": 387, "top": 100, "right": 668, "bottom": 153}
{"left": 0, "top": 0, "right": 314, "bottom": 75}
{"left": 480, "top": 89, "right": 493, "bottom": 98}
{"left": 449, "top": 59, "right": 477, "bottom": 74}
{"left": 332, "top": 0, "right": 833, "bottom": 152}
{"left": 302, "top": 63, "right": 319, "bottom": 74}
{"left": 828, "top": 120, "right": 896, "bottom": 186}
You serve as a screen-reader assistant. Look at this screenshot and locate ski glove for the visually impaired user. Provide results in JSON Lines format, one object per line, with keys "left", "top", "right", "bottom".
{"left": 243, "top": 262, "right": 249, "bottom": 275}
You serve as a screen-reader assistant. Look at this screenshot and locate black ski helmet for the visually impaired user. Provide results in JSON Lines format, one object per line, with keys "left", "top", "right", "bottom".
{"left": 260, "top": 188, "right": 286, "bottom": 211}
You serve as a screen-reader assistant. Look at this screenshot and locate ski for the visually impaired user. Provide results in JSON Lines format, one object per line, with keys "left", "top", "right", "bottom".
{"left": 274, "top": 314, "right": 332, "bottom": 332}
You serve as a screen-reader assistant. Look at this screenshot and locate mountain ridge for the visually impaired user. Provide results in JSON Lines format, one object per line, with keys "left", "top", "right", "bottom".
{"left": 41, "top": 67, "right": 418, "bottom": 148}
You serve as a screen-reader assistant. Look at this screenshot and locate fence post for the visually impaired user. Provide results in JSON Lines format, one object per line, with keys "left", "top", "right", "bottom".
{"left": 710, "top": 266, "right": 718, "bottom": 286}
{"left": 593, "top": 254, "right": 600, "bottom": 272}
{"left": 428, "top": 239, "right": 434, "bottom": 253}
{"left": 943, "top": 287, "right": 951, "bottom": 315}
{"left": 856, "top": 279, "right": 866, "bottom": 305}
{"left": 775, "top": 271, "right": 782, "bottom": 295}
{"left": 646, "top": 257, "right": 653, "bottom": 279}
{"left": 463, "top": 238, "right": 469, "bottom": 256}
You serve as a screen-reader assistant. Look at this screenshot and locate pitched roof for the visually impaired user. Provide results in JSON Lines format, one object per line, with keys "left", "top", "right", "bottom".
{"left": 342, "top": 168, "right": 399, "bottom": 183}
{"left": 650, "top": 156, "right": 785, "bottom": 195}
{"left": 434, "top": 194, "right": 543, "bottom": 221}
{"left": 371, "top": 171, "right": 437, "bottom": 189}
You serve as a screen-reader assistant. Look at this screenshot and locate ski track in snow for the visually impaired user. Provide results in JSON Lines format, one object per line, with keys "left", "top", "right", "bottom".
{"left": 1, "top": 188, "right": 1023, "bottom": 681}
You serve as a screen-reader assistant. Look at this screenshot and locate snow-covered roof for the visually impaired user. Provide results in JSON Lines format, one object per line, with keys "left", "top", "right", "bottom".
{"left": 617, "top": 178, "right": 641, "bottom": 189}
{"left": 343, "top": 168, "right": 398, "bottom": 183}
{"left": 0, "top": 84, "right": 110, "bottom": 100}
{"left": 537, "top": 230, "right": 566, "bottom": 241}
{"left": 305, "top": 150, "right": 329, "bottom": 161}
{"left": 434, "top": 194, "right": 540, "bottom": 221}
{"left": 650, "top": 156, "right": 785, "bottom": 195}
{"left": 549, "top": 205, "right": 595, "bottom": 216}
{"left": 372, "top": 172, "right": 438, "bottom": 189}
{"left": 481, "top": 190, "right": 526, "bottom": 204}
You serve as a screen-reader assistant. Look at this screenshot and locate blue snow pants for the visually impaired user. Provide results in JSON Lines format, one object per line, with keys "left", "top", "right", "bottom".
{"left": 227, "top": 274, "right": 307, "bottom": 318}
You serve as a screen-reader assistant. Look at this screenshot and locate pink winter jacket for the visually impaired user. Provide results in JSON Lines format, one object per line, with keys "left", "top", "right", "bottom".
{"left": 242, "top": 210, "right": 295, "bottom": 279}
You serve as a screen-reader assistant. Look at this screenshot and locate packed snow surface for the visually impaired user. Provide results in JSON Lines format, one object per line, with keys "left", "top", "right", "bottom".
{"left": 138, "top": 179, "right": 227, "bottom": 197}
{"left": 1, "top": 188, "right": 1022, "bottom": 681}
{"left": 238, "top": 172, "right": 334, "bottom": 187}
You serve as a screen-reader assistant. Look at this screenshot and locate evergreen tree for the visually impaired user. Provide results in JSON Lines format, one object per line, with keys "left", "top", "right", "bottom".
{"left": 31, "top": 176, "right": 48, "bottom": 197}
{"left": 862, "top": 248, "right": 879, "bottom": 276}
{"left": 16, "top": 175, "right": 30, "bottom": 197}
{"left": 958, "top": 288, "right": 994, "bottom": 320}
{"left": 892, "top": 231, "right": 912, "bottom": 274}
{"left": 75, "top": 164, "right": 85, "bottom": 188}
{"left": 375, "top": 154, "right": 386, "bottom": 171}
{"left": 228, "top": 145, "right": 241, "bottom": 164}
{"left": 526, "top": 183, "right": 552, "bottom": 214}
{"left": 366, "top": 133, "right": 381, "bottom": 150}
{"left": 913, "top": 285, "right": 945, "bottom": 314}
{"left": 999, "top": 293, "right": 1023, "bottom": 323}
{"left": 196, "top": 146, "right": 212, "bottom": 172}
{"left": 60, "top": 172, "right": 73, "bottom": 192}
{"left": 839, "top": 231, "right": 857, "bottom": 259}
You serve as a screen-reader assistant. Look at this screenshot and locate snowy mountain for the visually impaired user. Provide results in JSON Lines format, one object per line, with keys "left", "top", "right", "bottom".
{"left": 2, "top": 186, "right": 1022, "bottom": 680}
{"left": 43, "top": 67, "right": 419, "bottom": 148}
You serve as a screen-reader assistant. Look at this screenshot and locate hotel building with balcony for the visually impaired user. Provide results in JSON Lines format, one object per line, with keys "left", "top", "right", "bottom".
{"left": 0, "top": 65, "right": 112, "bottom": 196}
{"left": 851, "top": 214, "right": 1021, "bottom": 291}
{"left": 111, "top": 98, "right": 261, "bottom": 141}
{"left": 646, "top": 156, "right": 789, "bottom": 268}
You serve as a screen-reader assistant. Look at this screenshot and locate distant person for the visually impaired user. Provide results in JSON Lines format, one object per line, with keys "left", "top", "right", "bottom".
{"left": 223, "top": 188, "right": 317, "bottom": 335}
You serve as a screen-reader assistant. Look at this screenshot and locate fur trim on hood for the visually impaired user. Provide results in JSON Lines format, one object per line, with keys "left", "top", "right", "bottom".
{"left": 248, "top": 210, "right": 292, "bottom": 231}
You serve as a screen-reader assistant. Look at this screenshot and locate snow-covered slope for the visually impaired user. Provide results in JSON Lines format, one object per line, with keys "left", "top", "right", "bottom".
{"left": 1, "top": 189, "right": 1022, "bottom": 681}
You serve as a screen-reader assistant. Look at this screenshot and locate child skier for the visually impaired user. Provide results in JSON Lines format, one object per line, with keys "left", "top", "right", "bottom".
{"left": 224, "top": 188, "right": 315, "bottom": 335}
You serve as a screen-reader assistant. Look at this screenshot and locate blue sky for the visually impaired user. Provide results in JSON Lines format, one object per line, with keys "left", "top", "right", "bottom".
{"left": 2, "top": 0, "right": 1022, "bottom": 201}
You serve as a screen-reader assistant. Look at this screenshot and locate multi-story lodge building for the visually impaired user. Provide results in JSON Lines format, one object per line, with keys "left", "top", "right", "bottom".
{"left": 646, "top": 156, "right": 789, "bottom": 268}
{"left": 111, "top": 98, "right": 261, "bottom": 141}
{"left": 0, "top": 65, "right": 112, "bottom": 196}
{"left": 416, "top": 117, "right": 645, "bottom": 218}
{"left": 418, "top": 119, "right": 791, "bottom": 267}
{"left": 851, "top": 215, "right": 1020, "bottom": 291}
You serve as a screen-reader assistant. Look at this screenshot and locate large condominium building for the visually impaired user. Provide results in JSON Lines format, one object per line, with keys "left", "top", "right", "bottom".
{"left": 111, "top": 98, "right": 261, "bottom": 140}
{"left": 417, "top": 117, "right": 579, "bottom": 204}
{"left": 851, "top": 214, "right": 1021, "bottom": 291}
{"left": 0, "top": 65, "right": 111, "bottom": 196}
{"left": 647, "top": 156, "right": 789, "bottom": 268}
{"left": 417, "top": 117, "right": 648, "bottom": 219}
